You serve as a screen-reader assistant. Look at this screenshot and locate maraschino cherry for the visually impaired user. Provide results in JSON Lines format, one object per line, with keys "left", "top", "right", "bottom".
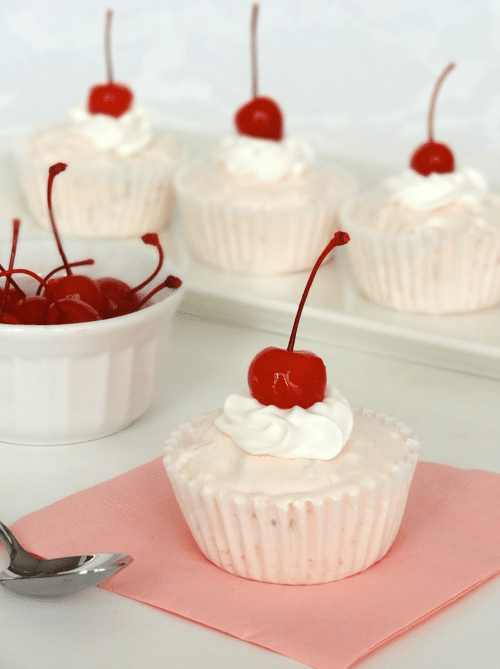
{"left": 42, "top": 163, "right": 105, "bottom": 317}
{"left": 410, "top": 63, "right": 456, "bottom": 176}
{"left": 97, "top": 233, "right": 164, "bottom": 318}
{"left": 248, "top": 231, "right": 350, "bottom": 409}
{"left": 234, "top": 3, "right": 283, "bottom": 141}
{"left": 87, "top": 9, "right": 133, "bottom": 118}
{"left": 0, "top": 268, "right": 53, "bottom": 325}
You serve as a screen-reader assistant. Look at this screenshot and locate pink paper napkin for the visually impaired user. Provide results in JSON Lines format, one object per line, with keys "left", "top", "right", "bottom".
{"left": 11, "top": 458, "right": 500, "bottom": 669}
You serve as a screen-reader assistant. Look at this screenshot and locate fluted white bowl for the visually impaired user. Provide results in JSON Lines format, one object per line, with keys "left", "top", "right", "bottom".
{"left": 0, "top": 238, "right": 184, "bottom": 445}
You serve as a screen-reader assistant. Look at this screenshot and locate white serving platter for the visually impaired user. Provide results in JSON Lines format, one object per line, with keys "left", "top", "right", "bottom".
{"left": 170, "top": 131, "right": 500, "bottom": 380}
{"left": 1, "top": 129, "right": 499, "bottom": 380}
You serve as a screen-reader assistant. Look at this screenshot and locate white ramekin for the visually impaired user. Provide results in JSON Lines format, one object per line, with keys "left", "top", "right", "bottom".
{"left": 0, "top": 238, "right": 184, "bottom": 445}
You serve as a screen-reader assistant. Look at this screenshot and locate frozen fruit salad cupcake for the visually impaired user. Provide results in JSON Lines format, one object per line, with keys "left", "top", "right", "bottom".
{"left": 341, "top": 63, "right": 500, "bottom": 314}
{"left": 174, "top": 4, "right": 356, "bottom": 274}
{"left": 14, "top": 10, "right": 182, "bottom": 239}
{"left": 164, "top": 234, "right": 420, "bottom": 584}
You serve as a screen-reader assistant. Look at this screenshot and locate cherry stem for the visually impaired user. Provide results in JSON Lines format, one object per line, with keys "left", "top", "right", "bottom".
{"left": 105, "top": 9, "right": 114, "bottom": 83}
{"left": 136, "top": 275, "right": 182, "bottom": 309}
{"left": 0, "top": 263, "right": 24, "bottom": 297}
{"left": 0, "top": 268, "right": 51, "bottom": 294}
{"left": 250, "top": 3, "right": 259, "bottom": 98}
{"left": 287, "top": 231, "right": 350, "bottom": 352}
{"left": 126, "top": 233, "right": 164, "bottom": 295}
{"left": 1, "top": 219, "right": 21, "bottom": 313}
{"left": 47, "top": 163, "right": 73, "bottom": 276}
{"left": 427, "top": 62, "right": 455, "bottom": 143}
{"left": 35, "top": 259, "right": 95, "bottom": 296}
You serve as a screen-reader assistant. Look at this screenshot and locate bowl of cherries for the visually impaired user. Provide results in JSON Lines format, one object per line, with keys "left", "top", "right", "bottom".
{"left": 0, "top": 164, "right": 184, "bottom": 445}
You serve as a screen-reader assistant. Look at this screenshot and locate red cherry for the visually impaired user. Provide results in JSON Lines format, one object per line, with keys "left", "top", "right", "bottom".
{"left": 0, "top": 263, "right": 24, "bottom": 301}
{"left": 13, "top": 296, "right": 51, "bottom": 325}
{"left": 234, "top": 3, "right": 283, "bottom": 141}
{"left": 248, "top": 348, "right": 326, "bottom": 410}
{"left": 0, "top": 268, "right": 53, "bottom": 325}
{"left": 248, "top": 231, "right": 350, "bottom": 409}
{"left": 96, "top": 277, "right": 139, "bottom": 318}
{"left": 96, "top": 233, "right": 165, "bottom": 317}
{"left": 0, "top": 280, "right": 22, "bottom": 317}
{"left": 46, "top": 297, "right": 103, "bottom": 325}
{"left": 410, "top": 142, "right": 454, "bottom": 177}
{"left": 410, "top": 63, "right": 456, "bottom": 176}
{"left": 36, "top": 259, "right": 95, "bottom": 295}
{"left": 87, "top": 10, "right": 133, "bottom": 118}
{"left": 0, "top": 313, "right": 20, "bottom": 324}
{"left": 47, "top": 274, "right": 104, "bottom": 315}
{"left": 235, "top": 96, "right": 283, "bottom": 142}
{"left": 88, "top": 82, "right": 133, "bottom": 119}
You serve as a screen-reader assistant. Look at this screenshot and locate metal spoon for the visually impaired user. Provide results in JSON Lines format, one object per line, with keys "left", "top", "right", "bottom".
{"left": 0, "top": 521, "right": 132, "bottom": 597}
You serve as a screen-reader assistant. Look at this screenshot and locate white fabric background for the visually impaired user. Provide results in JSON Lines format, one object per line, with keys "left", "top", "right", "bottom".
{"left": 1, "top": 0, "right": 499, "bottom": 181}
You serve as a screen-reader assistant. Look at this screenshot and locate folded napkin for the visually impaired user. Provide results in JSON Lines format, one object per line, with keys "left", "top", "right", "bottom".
{"left": 11, "top": 458, "right": 500, "bottom": 669}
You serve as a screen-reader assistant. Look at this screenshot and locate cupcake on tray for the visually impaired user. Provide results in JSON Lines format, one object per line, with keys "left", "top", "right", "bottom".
{"left": 14, "top": 10, "right": 182, "bottom": 239}
{"left": 174, "top": 4, "right": 357, "bottom": 274}
{"left": 340, "top": 63, "right": 500, "bottom": 314}
{"left": 164, "top": 233, "right": 420, "bottom": 584}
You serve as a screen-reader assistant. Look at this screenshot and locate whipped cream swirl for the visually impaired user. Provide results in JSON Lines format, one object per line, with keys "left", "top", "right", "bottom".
{"left": 214, "top": 386, "right": 353, "bottom": 460}
{"left": 384, "top": 168, "right": 488, "bottom": 211}
{"left": 68, "top": 105, "right": 153, "bottom": 155}
{"left": 218, "top": 134, "right": 314, "bottom": 182}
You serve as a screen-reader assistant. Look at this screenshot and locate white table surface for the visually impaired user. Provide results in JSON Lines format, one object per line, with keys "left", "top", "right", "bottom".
{"left": 0, "top": 309, "right": 499, "bottom": 669}
{"left": 0, "top": 133, "right": 499, "bottom": 668}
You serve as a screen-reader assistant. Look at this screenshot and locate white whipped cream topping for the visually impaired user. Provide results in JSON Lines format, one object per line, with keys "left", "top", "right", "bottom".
{"left": 218, "top": 134, "right": 314, "bottom": 182}
{"left": 67, "top": 105, "right": 153, "bottom": 155}
{"left": 214, "top": 386, "right": 354, "bottom": 460}
{"left": 384, "top": 168, "right": 488, "bottom": 211}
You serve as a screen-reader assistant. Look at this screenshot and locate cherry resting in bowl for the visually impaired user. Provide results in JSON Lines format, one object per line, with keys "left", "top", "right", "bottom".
{"left": 0, "top": 237, "right": 184, "bottom": 445}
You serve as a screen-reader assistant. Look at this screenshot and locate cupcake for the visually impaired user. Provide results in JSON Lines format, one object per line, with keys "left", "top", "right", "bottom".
{"left": 14, "top": 10, "right": 182, "bottom": 239}
{"left": 0, "top": 164, "right": 184, "bottom": 445}
{"left": 174, "top": 5, "right": 356, "bottom": 274}
{"left": 163, "top": 233, "right": 420, "bottom": 584}
{"left": 340, "top": 63, "right": 500, "bottom": 314}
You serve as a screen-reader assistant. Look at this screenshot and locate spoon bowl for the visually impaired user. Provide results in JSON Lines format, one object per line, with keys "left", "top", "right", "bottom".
{"left": 0, "top": 521, "right": 132, "bottom": 597}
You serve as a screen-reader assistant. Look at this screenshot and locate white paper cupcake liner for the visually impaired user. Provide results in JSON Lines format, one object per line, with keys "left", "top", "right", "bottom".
{"left": 164, "top": 408, "right": 420, "bottom": 585}
{"left": 341, "top": 194, "right": 500, "bottom": 314}
{"left": 174, "top": 162, "right": 357, "bottom": 274}
{"left": 14, "top": 147, "right": 179, "bottom": 238}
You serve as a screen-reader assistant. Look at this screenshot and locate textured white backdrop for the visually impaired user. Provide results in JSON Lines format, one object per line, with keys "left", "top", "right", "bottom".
{"left": 1, "top": 0, "right": 499, "bottom": 180}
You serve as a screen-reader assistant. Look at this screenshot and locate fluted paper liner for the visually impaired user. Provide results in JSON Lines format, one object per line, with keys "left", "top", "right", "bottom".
{"left": 14, "top": 144, "right": 180, "bottom": 238}
{"left": 174, "top": 162, "right": 357, "bottom": 274}
{"left": 341, "top": 195, "right": 500, "bottom": 314}
{"left": 164, "top": 407, "right": 420, "bottom": 585}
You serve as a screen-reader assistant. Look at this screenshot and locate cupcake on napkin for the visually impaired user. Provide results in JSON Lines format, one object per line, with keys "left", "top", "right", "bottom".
{"left": 164, "top": 233, "right": 420, "bottom": 584}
